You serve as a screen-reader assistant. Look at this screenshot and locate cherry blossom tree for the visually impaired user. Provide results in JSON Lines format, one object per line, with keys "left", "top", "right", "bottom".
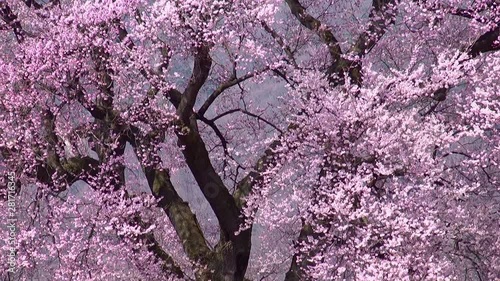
{"left": 0, "top": 0, "right": 499, "bottom": 280}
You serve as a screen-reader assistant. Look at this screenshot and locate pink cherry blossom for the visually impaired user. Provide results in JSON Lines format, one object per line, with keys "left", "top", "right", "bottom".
{"left": 0, "top": 0, "right": 498, "bottom": 280}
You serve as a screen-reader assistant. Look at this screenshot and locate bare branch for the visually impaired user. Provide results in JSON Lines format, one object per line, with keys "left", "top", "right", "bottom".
{"left": 177, "top": 46, "right": 212, "bottom": 123}
{"left": 468, "top": 24, "right": 500, "bottom": 57}
{"left": 198, "top": 67, "right": 269, "bottom": 117}
{"left": 211, "top": 108, "right": 283, "bottom": 134}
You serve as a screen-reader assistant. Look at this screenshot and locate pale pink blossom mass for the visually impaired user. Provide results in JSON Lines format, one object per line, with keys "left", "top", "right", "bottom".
{"left": 0, "top": 0, "right": 498, "bottom": 280}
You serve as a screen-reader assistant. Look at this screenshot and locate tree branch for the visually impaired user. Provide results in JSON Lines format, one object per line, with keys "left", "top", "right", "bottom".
{"left": 211, "top": 108, "right": 283, "bottom": 134}
{"left": 35, "top": 109, "right": 100, "bottom": 190}
{"left": 175, "top": 121, "right": 252, "bottom": 280}
{"left": 350, "top": 0, "right": 397, "bottom": 57}
{"left": 283, "top": 223, "right": 317, "bottom": 281}
{"left": 0, "top": 1, "right": 25, "bottom": 43}
{"left": 198, "top": 68, "right": 268, "bottom": 117}
{"left": 233, "top": 138, "right": 281, "bottom": 209}
{"left": 177, "top": 46, "right": 212, "bottom": 123}
{"left": 468, "top": 24, "right": 500, "bottom": 58}
{"left": 261, "top": 20, "right": 298, "bottom": 67}
{"left": 145, "top": 168, "right": 214, "bottom": 280}
{"left": 285, "top": 0, "right": 358, "bottom": 85}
